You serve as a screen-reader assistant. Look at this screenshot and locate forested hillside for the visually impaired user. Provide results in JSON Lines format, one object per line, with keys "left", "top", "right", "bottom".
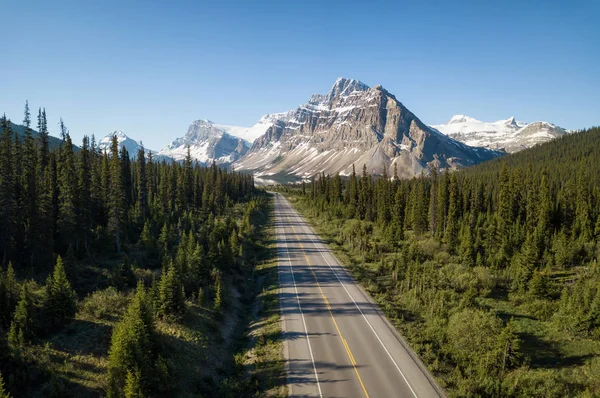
{"left": 282, "top": 126, "right": 600, "bottom": 397}
{"left": 0, "top": 106, "right": 284, "bottom": 397}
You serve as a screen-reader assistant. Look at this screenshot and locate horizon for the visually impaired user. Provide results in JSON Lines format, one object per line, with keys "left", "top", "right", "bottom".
{"left": 2, "top": 0, "right": 599, "bottom": 150}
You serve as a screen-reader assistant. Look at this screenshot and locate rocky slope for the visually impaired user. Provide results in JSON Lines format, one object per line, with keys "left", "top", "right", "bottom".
{"left": 159, "top": 119, "right": 250, "bottom": 164}
{"left": 431, "top": 115, "right": 569, "bottom": 153}
{"left": 234, "top": 78, "right": 502, "bottom": 180}
{"left": 98, "top": 130, "right": 171, "bottom": 161}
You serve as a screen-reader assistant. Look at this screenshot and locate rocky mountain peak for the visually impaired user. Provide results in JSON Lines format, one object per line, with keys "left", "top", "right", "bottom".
{"left": 504, "top": 116, "right": 518, "bottom": 127}
{"left": 160, "top": 119, "right": 250, "bottom": 164}
{"left": 235, "top": 77, "right": 501, "bottom": 180}
{"left": 328, "top": 77, "right": 369, "bottom": 97}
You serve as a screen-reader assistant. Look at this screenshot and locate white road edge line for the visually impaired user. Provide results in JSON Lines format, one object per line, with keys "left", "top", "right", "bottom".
{"left": 278, "top": 200, "right": 323, "bottom": 398}
{"left": 286, "top": 199, "right": 419, "bottom": 398}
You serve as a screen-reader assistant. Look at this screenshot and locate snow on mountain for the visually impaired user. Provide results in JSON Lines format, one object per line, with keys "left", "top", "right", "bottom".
{"left": 212, "top": 119, "right": 273, "bottom": 143}
{"left": 431, "top": 116, "right": 569, "bottom": 153}
{"left": 234, "top": 77, "right": 502, "bottom": 181}
{"left": 159, "top": 119, "right": 250, "bottom": 164}
{"left": 98, "top": 130, "right": 171, "bottom": 161}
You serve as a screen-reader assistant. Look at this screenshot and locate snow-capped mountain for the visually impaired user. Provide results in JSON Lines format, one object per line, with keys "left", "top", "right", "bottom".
{"left": 431, "top": 115, "right": 569, "bottom": 153}
{"left": 159, "top": 119, "right": 251, "bottom": 164}
{"left": 98, "top": 131, "right": 171, "bottom": 161}
{"left": 234, "top": 78, "right": 502, "bottom": 180}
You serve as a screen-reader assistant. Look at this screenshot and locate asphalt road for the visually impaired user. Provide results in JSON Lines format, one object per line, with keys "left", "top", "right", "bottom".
{"left": 275, "top": 193, "right": 444, "bottom": 398}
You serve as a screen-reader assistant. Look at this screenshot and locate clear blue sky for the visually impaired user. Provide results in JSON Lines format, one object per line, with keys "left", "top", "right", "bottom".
{"left": 2, "top": 0, "right": 598, "bottom": 150}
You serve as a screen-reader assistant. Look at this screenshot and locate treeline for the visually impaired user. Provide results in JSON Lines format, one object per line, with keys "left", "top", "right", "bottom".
{"left": 290, "top": 127, "right": 600, "bottom": 396}
{"left": 0, "top": 104, "right": 264, "bottom": 397}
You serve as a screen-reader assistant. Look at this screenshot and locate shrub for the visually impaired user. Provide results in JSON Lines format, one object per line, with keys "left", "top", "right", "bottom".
{"left": 80, "top": 287, "right": 129, "bottom": 321}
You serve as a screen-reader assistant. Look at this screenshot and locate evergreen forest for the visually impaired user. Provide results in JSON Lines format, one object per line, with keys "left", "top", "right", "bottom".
{"left": 0, "top": 105, "right": 285, "bottom": 397}
{"left": 280, "top": 126, "right": 600, "bottom": 397}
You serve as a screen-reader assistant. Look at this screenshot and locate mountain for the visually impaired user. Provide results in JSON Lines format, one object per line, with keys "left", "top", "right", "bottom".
{"left": 159, "top": 119, "right": 251, "bottom": 164}
{"left": 98, "top": 130, "right": 172, "bottom": 161}
{"left": 234, "top": 78, "right": 502, "bottom": 180}
{"left": 431, "top": 115, "right": 569, "bottom": 153}
{"left": 6, "top": 120, "right": 78, "bottom": 150}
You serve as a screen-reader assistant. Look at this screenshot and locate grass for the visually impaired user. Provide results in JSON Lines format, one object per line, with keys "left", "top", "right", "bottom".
{"left": 241, "top": 217, "right": 287, "bottom": 397}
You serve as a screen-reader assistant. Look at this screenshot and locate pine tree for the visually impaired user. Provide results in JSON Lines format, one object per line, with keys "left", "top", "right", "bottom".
{"left": 445, "top": 173, "right": 460, "bottom": 253}
{"left": 528, "top": 270, "right": 550, "bottom": 299}
{"left": 37, "top": 108, "right": 50, "bottom": 177}
{"left": 0, "top": 371, "right": 10, "bottom": 398}
{"left": 0, "top": 116, "right": 16, "bottom": 265}
{"left": 121, "top": 146, "right": 133, "bottom": 209}
{"left": 157, "top": 260, "right": 185, "bottom": 319}
{"left": 428, "top": 168, "right": 438, "bottom": 234}
{"left": 108, "top": 136, "right": 126, "bottom": 252}
{"left": 1, "top": 263, "right": 19, "bottom": 327}
{"left": 8, "top": 282, "right": 33, "bottom": 348}
{"left": 44, "top": 256, "right": 77, "bottom": 326}
{"left": 57, "top": 128, "right": 78, "bottom": 250}
{"left": 22, "top": 102, "right": 38, "bottom": 265}
{"left": 574, "top": 166, "right": 592, "bottom": 240}
{"left": 213, "top": 268, "right": 223, "bottom": 313}
{"left": 136, "top": 146, "right": 147, "bottom": 222}
{"left": 435, "top": 169, "right": 449, "bottom": 239}
{"left": 123, "top": 367, "right": 144, "bottom": 398}
{"left": 107, "top": 282, "right": 154, "bottom": 396}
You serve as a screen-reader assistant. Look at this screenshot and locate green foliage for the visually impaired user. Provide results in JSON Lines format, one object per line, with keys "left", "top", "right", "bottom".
{"left": 123, "top": 367, "right": 144, "bottom": 398}
{"left": 0, "top": 263, "right": 19, "bottom": 327}
{"left": 212, "top": 268, "right": 223, "bottom": 313}
{"left": 447, "top": 309, "right": 522, "bottom": 378}
{"left": 80, "top": 287, "right": 129, "bottom": 321}
{"left": 44, "top": 256, "right": 77, "bottom": 327}
{"left": 282, "top": 126, "right": 600, "bottom": 397}
{"left": 157, "top": 260, "right": 185, "bottom": 319}
{"left": 8, "top": 282, "right": 33, "bottom": 348}
{"left": 0, "top": 371, "right": 10, "bottom": 398}
{"left": 107, "top": 283, "right": 155, "bottom": 397}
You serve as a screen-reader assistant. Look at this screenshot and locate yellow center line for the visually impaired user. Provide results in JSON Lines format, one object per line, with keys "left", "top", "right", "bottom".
{"left": 288, "top": 219, "right": 370, "bottom": 398}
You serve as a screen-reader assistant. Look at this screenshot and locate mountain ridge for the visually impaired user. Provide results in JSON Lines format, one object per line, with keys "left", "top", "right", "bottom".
{"left": 235, "top": 77, "right": 502, "bottom": 181}
{"left": 159, "top": 119, "right": 251, "bottom": 165}
{"left": 431, "top": 115, "right": 569, "bottom": 153}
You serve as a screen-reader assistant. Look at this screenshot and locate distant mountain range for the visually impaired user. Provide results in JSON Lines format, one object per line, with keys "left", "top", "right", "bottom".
{"left": 431, "top": 115, "right": 569, "bottom": 153}
{"left": 5, "top": 79, "right": 571, "bottom": 180}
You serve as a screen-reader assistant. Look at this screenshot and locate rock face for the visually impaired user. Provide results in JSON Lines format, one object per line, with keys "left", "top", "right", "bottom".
{"left": 159, "top": 119, "right": 250, "bottom": 164}
{"left": 235, "top": 78, "right": 502, "bottom": 180}
{"left": 98, "top": 130, "right": 171, "bottom": 161}
{"left": 431, "top": 116, "right": 569, "bottom": 153}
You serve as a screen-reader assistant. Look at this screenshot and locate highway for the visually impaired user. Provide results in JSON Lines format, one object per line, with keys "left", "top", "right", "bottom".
{"left": 275, "top": 193, "right": 444, "bottom": 398}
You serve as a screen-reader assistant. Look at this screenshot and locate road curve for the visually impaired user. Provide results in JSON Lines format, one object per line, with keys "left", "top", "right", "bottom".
{"left": 275, "top": 193, "right": 444, "bottom": 398}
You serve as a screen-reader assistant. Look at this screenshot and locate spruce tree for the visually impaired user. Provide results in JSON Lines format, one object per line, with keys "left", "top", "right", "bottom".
{"left": 136, "top": 146, "right": 147, "bottom": 222}
{"left": 123, "top": 367, "right": 144, "bottom": 398}
{"left": 445, "top": 173, "right": 460, "bottom": 253}
{"left": 22, "top": 102, "right": 38, "bottom": 265}
{"left": 0, "top": 371, "right": 10, "bottom": 398}
{"left": 213, "top": 268, "right": 223, "bottom": 313}
{"left": 44, "top": 256, "right": 77, "bottom": 326}
{"left": 108, "top": 136, "right": 126, "bottom": 252}
{"left": 0, "top": 116, "right": 15, "bottom": 265}
{"left": 107, "top": 282, "right": 154, "bottom": 396}
{"left": 8, "top": 282, "right": 33, "bottom": 348}
{"left": 57, "top": 130, "right": 78, "bottom": 249}
{"left": 157, "top": 260, "right": 185, "bottom": 319}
